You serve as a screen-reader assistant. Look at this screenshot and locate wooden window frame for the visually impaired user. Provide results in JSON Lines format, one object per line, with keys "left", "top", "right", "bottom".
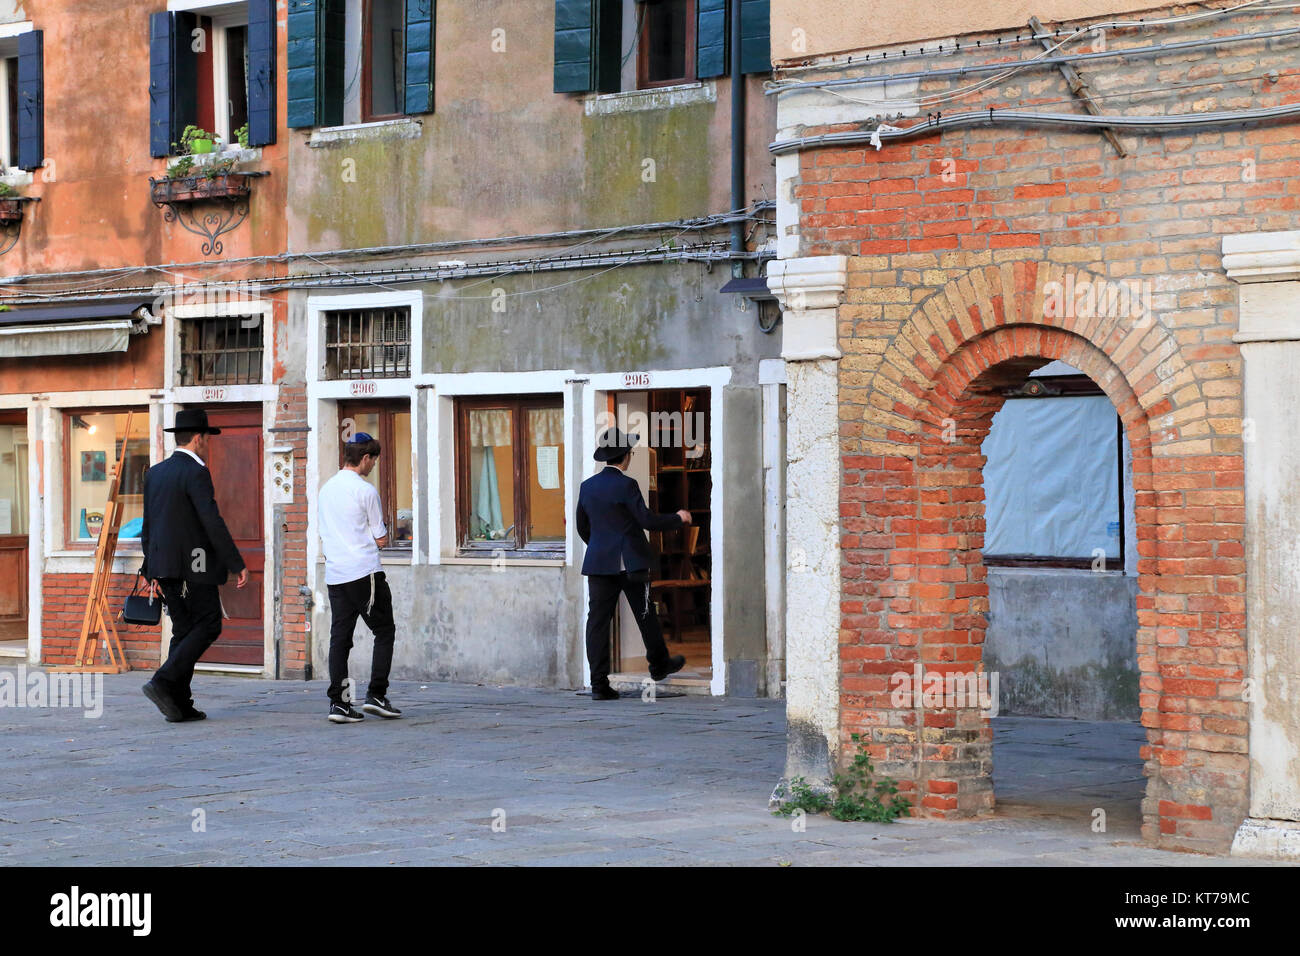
{"left": 361, "top": 0, "right": 405, "bottom": 124}
{"left": 637, "top": 0, "right": 696, "bottom": 90}
{"left": 337, "top": 398, "right": 413, "bottom": 552}
{"left": 454, "top": 394, "right": 565, "bottom": 555}
{"left": 62, "top": 407, "right": 149, "bottom": 552}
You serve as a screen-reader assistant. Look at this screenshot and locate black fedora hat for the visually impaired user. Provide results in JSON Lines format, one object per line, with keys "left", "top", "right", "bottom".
{"left": 164, "top": 408, "right": 222, "bottom": 435}
{"left": 594, "top": 427, "right": 639, "bottom": 462}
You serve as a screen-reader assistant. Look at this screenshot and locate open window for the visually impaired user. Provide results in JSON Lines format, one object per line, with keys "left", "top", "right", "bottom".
{"left": 454, "top": 396, "right": 565, "bottom": 555}
{"left": 150, "top": 1, "right": 275, "bottom": 157}
{"left": 287, "top": 0, "right": 435, "bottom": 129}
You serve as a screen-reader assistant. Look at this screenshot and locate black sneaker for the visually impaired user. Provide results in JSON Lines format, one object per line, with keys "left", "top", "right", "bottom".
{"left": 142, "top": 680, "right": 183, "bottom": 722}
{"left": 362, "top": 695, "right": 402, "bottom": 718}
{"left": 591, "top": 685, "right": 622, "bottom": 700}
{"left": 167, "top": 704, "right": 207, "bottom": 723}
{"left": 649, "top": 655, "right": 687, "bottom": 682}
{"left": 328, "top": 703, "right": 365, "bottom": 723}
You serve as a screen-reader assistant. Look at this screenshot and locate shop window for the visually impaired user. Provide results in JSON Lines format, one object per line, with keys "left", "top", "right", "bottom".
{"left": 179, "top": 315, "right": 264, "bottom": 386}
{"left": 454, "top": 396, "right": 565, "bottom": 554}
{"left": 65, "top": 411, "right": 149, "bottom": 547}
{"left": 324, "top": 307, "right": 410, "bottom": 380}
{"left": 338, "top": 400, "right": 413, "bottom": 549}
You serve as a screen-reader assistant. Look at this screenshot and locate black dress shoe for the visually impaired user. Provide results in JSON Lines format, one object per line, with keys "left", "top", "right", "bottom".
{"left": 591, "top": 685, "right": 622, "bottom": 700}
{"left": 142, "top": 681, "right": 183, "bottom": 721}
{"left": 649, "top": 655, "right": 686, "bottom": 682}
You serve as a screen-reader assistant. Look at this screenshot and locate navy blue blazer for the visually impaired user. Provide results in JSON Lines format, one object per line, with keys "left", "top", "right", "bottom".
{"left": 139, "top": 451, "right": 245, "bottom": 585}
{"left": 575, "top": 466, "right": 683, "bottom": 576}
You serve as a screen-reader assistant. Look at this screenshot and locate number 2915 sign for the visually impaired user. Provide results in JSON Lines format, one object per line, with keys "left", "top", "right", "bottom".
{"left": 622, "top": 372, "right": 651, "bottom": 389}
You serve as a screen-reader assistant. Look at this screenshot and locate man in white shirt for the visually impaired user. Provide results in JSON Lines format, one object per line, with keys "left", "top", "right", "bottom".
{"left": 318, "top": 432, "right": 401, "bottom": 723}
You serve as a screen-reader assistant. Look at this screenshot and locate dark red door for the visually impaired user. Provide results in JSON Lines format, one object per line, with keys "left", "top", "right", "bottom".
{"left": 200, "top": 405, "right": 264, "bottom": 666}
{"left": 0, "top": 412, "right": 28, "bottom": 643}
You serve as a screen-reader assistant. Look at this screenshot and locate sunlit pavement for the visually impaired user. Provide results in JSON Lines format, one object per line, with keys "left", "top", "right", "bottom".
{"left": 0, "top": 667, "right": 1264, "bottom": 866}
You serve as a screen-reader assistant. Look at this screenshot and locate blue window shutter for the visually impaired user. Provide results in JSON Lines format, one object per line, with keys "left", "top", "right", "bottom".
{"left": 172, "top": 12, "right": 199, "bottom": 140}
{"left": 554, "top": 0, "right": 594, "bottom": 94}
{"left": 696, "top": 0, "right": 728, "bottom": 80}
{"left": 149, "top": 13, "right": 173, "bottom": 157}
{"left": 404, "top": 0, "right": 434, "bottom": 115}
{"left": 16, "top": 30, "right": 42, "bottom": 171}
{"left": 247, "top": 0, "right": 277, "bottom": 145}
{"left": 739, "top": 0, "right": 770, "bottom": 75}
{"left": 286, "top": 0, "right": 321, "bottom": 128}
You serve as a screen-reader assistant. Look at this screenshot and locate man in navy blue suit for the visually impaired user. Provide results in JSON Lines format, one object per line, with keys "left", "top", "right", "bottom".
{"left": 576, "top": 427, "right": 690, "bottom": 700}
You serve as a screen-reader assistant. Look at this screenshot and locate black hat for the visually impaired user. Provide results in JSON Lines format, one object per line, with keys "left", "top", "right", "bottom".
{"left": 594, "top": 427, "right": 639, "bottom": 462}
{"left": 164, "top": 408, "right": 222, "bottom": 435}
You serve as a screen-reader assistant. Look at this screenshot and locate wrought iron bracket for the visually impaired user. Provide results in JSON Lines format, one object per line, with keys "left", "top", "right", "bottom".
{"left": 0, "top": 196, "right": 40, "bottom": 257}
{"left": 149, "top": 171, "right": 270, "bottom": 257}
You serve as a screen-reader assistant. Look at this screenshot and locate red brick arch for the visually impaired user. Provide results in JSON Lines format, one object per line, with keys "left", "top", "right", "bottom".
{"left": 839, "top": 259, "right": 1248, "bottom": 851}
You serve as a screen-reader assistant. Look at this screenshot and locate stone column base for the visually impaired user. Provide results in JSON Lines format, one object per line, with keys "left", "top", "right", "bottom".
{"left": 1230, "top": 818, "right": 1300, "bottom": 859}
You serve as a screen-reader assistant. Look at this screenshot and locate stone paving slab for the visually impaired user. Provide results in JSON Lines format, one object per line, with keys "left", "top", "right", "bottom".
{"left": 0, "top": 666, "right": 1272, "bottom": 866}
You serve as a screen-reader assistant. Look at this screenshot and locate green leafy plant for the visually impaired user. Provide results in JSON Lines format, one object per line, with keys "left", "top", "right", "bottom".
{"left": 0, "top": 182, "right": 17, "bottom": 198}
{"left": 166, "top": 155, "right": 195, "bottom": 179}
{"left": 234, "top": 123, "right": 250, "bottom": 149}
{"left": 202, "top": 157, "right": 237, "bottom": 179}
{"left": 773, "top": 734, "right": 911, "bottom": 823}
{"left": 178, "top": 125, "right": 215, "bottom": 154}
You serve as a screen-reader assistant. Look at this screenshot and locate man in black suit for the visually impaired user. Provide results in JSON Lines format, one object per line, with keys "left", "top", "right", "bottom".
{"left": 139, "top": 408, "right": 247, "bottom": 722}
{"left": 576, "top": 427, "right": 690, "bottom": 700}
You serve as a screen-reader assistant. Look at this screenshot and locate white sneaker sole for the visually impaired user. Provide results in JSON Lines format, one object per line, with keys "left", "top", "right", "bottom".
{"left": 362, "top": 703, "right": 401, "bottom": 718}
{"left": 328, "top": 713, "right": 364, "bottom": 723}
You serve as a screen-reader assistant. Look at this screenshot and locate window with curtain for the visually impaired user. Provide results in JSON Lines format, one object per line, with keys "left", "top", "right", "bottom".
{"left": 455, "top": 396, "right": 565, "bottom": 554}
{"left": 65, "top": 410, "right": 149, "bottom": 547}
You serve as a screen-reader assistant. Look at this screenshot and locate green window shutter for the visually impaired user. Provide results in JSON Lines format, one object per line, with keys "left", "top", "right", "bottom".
{"left": 287, "top": 0, "right": 345, "bottom": 128}
{"left": 554, "top": 0, "right": 595, "bottom": 93}
{"left": 696, "top": 0, "right": 728, "bottom": 80}
{"left": 404, "top": 0, "right": 435, "bottom": 114}
{"left": 739, "top": 0, "right": 770, "bottom": 75}
{"left": 286, "top": 0, "right": 321, "bottom": 127}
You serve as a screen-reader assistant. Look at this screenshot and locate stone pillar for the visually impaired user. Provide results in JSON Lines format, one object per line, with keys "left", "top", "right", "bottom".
{"left": 1222, "top": 230, "right": 1300, "bottom": 859}
{"left": 766, "top": 255, "right": 847, "bottom": 791}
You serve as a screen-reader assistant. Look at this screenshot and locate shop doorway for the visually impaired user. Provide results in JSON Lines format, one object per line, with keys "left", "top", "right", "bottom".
{"left": 198, "top": 405, "right": 265, "bottom": 666}
{"left": 0, "top": 411, "right": 28, "bottom": 652}
{"left": 607, "top": 388, "right": 712, "bottom": 685}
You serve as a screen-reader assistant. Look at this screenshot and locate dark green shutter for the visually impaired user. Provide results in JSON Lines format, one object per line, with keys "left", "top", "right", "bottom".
{"left": 696, "top": 0, "right": 728, "bottom": 79}
{"left": 404, "top": 0, "right": 435, "bottom": 115}
{"left": 739, "top": 0, "right": 770, "bottom": 75}
{"left": 16, "top": 30, "right": 43, "bottom": 171}
{"left": 288, "top": 0, "right": 346, "bottom": 128}
{"left": 247, "top": 0, "right": 277, "bottom": 145}
{"left": 553, "top": 0, "right": 594, "bottom": 93}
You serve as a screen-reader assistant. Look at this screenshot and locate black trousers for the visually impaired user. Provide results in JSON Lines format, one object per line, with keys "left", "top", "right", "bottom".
{"left": 153, "top": 579, "right": 223, "bottom": 706}
{"left": 585, "top": 572, "right": 670, "bottom": 690}
{"left": 327, "top": 571, "right": 396, "bottom": 706}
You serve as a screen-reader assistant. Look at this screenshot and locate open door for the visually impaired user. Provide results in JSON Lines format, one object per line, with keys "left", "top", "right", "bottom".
{"left": 0, "top": 411, "right": 28, "bottom": 652}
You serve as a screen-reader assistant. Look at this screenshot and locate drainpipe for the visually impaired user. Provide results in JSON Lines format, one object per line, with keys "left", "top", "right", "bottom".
{"left": 729, "top": 0, "right": 745, "bottom": 278}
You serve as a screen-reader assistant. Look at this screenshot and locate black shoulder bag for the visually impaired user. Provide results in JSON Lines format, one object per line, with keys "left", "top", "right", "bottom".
{"left": 122, "top": 575, "right": 163, "bottom": 627}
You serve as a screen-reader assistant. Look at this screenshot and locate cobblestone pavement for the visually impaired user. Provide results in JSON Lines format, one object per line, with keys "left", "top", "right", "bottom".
{"left": 0, "top": 667, "right": 1267, "bottom": 866}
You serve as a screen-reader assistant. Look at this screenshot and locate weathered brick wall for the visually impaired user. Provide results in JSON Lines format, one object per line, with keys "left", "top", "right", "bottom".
{"left": 273, "top": 382, "right": 311, "bottom": 679}
{"left": 784, "top": 5, "right": 1295, "bottom": 850}
{"left": 41, "top": 572, "right": 161, "bottom": 669}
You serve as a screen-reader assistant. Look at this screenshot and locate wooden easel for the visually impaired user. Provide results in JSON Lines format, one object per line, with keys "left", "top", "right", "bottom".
{"left": 51, "top": 411, "right": 135, "bottom": 673}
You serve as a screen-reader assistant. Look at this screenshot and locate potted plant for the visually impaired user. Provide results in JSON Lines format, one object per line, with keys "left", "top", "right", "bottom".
{"left": 179, "top": 124, "right": 216, "bottom": 155}
{"left": 234, "top": 124, "right": 250, "bottom": 149}
{"left": 0, "top": 181, "right": 22, "bottom": 222}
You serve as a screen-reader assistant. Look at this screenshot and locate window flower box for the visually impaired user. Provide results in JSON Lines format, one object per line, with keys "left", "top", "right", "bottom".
{"left": 150, "top": 172, "right": 253, "bottom": 205}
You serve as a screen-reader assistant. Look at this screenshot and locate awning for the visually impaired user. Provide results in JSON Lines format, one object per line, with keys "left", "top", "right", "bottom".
{"left": 0, "top": 298, "right": 155, "bottom": 358}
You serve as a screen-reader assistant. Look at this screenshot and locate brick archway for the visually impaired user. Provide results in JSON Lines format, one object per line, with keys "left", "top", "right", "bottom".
{"left": 838, "top": 259, "right": 1248, "bottom": 850}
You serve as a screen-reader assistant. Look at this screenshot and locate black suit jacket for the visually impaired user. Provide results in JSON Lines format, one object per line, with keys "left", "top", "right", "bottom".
{"left": 575, "top": 466, "right": 683, "bottom": 576}
{"left": 139, "top": 451, "right": 245, "bottom": 585}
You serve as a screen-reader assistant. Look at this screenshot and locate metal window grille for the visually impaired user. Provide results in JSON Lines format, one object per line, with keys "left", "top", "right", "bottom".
{"left": 180, "top": 316, "right": 265, "bottom": 386}
{"left": 324, "top": 308, "right": 411, "bottom": 380}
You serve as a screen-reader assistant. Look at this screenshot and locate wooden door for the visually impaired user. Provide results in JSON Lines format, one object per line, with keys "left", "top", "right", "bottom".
{"left": 0, "top": 413, "right": 28, "bottom": 642}
{"left": 199, "top": 405, "right": 264, "bottom": 666}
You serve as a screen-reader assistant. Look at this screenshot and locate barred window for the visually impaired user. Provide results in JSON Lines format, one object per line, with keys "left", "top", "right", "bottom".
{"left": 324, "top": 307, "right": 411, "bottom": 380}
{"left": 180, "top": 315, "right": 264, "bottom": 386}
